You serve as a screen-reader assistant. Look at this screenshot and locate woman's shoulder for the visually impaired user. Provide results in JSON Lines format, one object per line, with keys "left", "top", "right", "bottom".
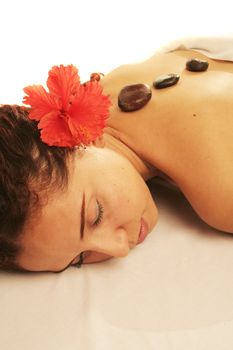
{"left": 172, "top": 155, "right": 233, "bottom": 234}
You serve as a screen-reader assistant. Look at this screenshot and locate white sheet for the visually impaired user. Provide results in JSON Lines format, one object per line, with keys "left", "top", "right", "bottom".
{"left": 1, "top": 37, "right": 233, "bottom": 350}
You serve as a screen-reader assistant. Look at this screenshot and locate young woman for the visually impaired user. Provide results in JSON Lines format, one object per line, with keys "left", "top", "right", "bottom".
{"left": 1, "top": 37, "right": 233, "bottom": 273}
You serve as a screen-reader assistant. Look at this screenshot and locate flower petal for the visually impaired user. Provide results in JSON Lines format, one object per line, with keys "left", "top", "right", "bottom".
{"left": 22, "top": 67, "right": 111, "bottom": 148}
{"left": 38, "top": 112, "right": 76, "bottom": 147}
{"left": 23, "top": 85, "right": 59, "bottom": 121}
{"left": 47, "top": 65, "right": 80, "bottom": 110}
{"left": 68, "top": 81, "right": 112, "bottom": 144}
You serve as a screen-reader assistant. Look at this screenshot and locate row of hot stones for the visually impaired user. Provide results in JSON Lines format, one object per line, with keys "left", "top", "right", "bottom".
{"left": 117, "top": 58, "right": 209, "bottom": 112}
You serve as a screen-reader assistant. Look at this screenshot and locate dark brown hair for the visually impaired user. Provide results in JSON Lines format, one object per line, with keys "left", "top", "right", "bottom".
{"left": 0, "top": 105, "right": 75, "bottom": 271}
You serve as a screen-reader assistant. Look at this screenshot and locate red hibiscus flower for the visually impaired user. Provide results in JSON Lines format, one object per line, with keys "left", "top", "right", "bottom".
{"left": 23, "top": 64, "right": 111, "bottom": 147}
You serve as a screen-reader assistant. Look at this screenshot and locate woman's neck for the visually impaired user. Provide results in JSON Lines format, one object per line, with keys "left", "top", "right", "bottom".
{"left": 102, "top": 130, "right": 158, "bottom": 181}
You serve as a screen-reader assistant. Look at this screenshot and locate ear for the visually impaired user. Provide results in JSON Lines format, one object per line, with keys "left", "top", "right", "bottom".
{"left": 92, "top": 135, "right": 106, "bottom": 148}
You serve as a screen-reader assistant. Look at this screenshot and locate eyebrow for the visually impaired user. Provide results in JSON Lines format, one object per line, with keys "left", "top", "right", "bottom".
{"left": 52, "top": 192, "right": 86, "bottom": 273}
{"left": 80, "top": 192, "right": 86, "bottom": 240}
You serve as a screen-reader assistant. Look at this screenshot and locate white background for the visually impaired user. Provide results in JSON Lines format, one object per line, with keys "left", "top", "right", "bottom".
{"left": 0, "top": 0, "right": 232, "bottom": 104}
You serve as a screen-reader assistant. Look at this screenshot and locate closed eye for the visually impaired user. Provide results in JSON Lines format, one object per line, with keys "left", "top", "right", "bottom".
{"left": 71, "top": 201, "right": 104, "bottom": 269}
{"left": 72, "top": 252, "right": 85, "bottom": 268}
{"left": 72, "top": 251, "right": 92, "bottom": 268}
{"left": 94, "top": 200, "right": 104, "bottom": 226}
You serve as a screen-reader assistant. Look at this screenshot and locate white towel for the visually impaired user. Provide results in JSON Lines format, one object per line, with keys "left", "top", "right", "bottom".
{"left": 158, "top": 35, "right": 233, "bottom": 62}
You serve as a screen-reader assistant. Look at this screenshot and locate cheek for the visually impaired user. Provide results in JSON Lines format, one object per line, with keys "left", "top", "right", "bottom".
{"left": 99, "top": 165, "right": 148, "bottom": 216}
{"left": 111, "top": 192, "right": 143, "bottom": 222}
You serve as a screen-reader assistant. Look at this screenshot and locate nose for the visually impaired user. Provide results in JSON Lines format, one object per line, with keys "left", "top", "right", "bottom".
{"left": 84, "top": 225, "right": 130, "bottom": 260}
{"left": 82, "top": 251, "right": 113, "bottom": 264}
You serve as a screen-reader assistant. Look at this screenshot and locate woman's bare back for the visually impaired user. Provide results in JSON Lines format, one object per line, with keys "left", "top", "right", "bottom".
{"left": 101, "top": 48, "right": 233, "bottom": 233}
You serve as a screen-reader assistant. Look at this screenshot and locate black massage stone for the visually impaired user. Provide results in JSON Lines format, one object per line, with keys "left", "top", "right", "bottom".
{"left": 186, "top": 58, "right": 209, "bottom": 72}
{"left": 153, "top": 73, "right": 180, "bottom": 89}
{"left": 118, "top": 83, "right": 152, "bottom": 112}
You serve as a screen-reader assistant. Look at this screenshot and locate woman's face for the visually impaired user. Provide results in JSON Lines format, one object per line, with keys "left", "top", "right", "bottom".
{"left": 18, "top": 146, "right": 158, "bottom": 272}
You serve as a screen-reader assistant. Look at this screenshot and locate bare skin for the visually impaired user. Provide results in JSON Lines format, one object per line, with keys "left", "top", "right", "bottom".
{"left": 18, "top": 47, "right": 233, "bottom": 272}
{"left": 101, "top": 49, "right": 233, "bottom": 233}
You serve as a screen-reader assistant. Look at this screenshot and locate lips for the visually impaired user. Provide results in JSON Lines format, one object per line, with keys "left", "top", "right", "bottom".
{"left": 137, "top": 218, "right": 149, "bottom": 244}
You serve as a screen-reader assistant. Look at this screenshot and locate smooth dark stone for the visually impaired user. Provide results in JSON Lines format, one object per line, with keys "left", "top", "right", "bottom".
{"left": 118, "top": 83, "right": 152, "bottom": 112}
{"left": 186, "top": 58, "right": 209, "bottom": 72}
{"left": 153, "top": 73, "right": 180, "bottom": 89}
